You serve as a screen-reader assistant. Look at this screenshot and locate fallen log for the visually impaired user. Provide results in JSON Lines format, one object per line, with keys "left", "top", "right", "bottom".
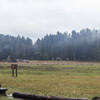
{"left": 0, "top": 85, "right": 8, "bottom": 96}
{"left": 13, "top": 92, "right": 87, "bottom": 100}
{"left": 92, "top": 97, "right": 100, "bottom": 100}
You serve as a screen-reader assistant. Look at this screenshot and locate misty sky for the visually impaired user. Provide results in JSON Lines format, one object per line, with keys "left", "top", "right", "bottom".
{"left": 0, "top": 0, "right": 100, "bottom": 42}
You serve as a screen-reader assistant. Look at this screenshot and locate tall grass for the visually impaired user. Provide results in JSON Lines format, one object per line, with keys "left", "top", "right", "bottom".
{"left": 0, "top": 61, "right": 100, "bottom": 100}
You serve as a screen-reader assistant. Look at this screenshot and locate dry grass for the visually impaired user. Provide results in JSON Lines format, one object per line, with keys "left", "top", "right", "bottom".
{"left": 0, "top": 61, "right": 100, "bottom": 100}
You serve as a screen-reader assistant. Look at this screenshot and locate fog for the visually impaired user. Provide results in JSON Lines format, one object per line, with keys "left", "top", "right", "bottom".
{"left": 0, "top": 0, "right": 100, "bottom": 42}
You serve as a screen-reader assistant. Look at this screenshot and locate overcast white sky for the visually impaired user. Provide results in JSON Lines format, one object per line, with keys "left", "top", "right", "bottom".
{"left": 0, "top": 0, "right": 100, "bottom": 42}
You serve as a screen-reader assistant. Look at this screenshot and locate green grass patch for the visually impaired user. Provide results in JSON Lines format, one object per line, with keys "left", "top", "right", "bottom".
{"left": 0, "top": 61, "right": 100, "bottom": 100}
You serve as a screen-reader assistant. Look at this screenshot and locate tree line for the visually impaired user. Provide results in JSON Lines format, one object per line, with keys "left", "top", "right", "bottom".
{"left": 0, "top": 34, "right": 33, "bottom": 61}
{"left": 0, "top": 28, "right": 100, "bottom": 61}
{"left": 34, "top": 28, "right": 100, "bottom": 61}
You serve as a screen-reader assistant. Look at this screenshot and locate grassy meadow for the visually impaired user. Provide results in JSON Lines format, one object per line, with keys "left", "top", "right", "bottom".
{"left": 0, "top": 61, "right": 100, "bottom": 100}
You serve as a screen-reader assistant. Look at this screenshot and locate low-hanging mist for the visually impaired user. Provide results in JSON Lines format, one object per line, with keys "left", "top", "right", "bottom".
{"left": 0, "top": 28, "right": 100, "bottom": 61}
{"left": 34, "top": 28, "right": 100, "bottom": 61}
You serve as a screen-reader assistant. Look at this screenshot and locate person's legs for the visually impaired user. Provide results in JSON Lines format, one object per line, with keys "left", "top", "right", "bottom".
{"left": 12, "top": 69, "right": 14, "bottom": 77}
{"left": 16, "top": 69, "right": 17, "bottom": 77}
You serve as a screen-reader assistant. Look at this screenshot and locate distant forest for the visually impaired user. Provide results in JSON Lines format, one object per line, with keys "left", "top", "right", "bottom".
{"left": 0, "top": 35, "right": 34, "bottom": 61}
{"left": 1, "top": 28, "right": 100, "bottom": 61}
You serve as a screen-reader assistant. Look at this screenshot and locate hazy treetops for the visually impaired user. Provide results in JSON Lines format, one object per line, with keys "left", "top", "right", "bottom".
{"left": 0, "top": 28, "right": 100, "bottom": 61}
